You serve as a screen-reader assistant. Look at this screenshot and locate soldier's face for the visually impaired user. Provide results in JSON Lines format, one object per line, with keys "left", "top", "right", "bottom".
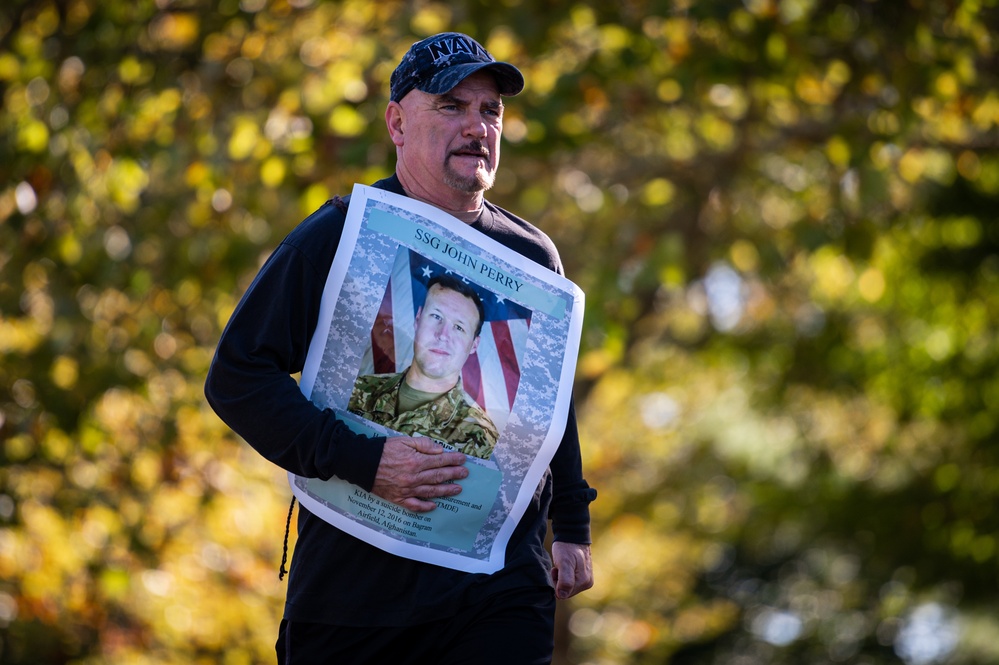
{"left": 411, "top": 285, "right": 481, "bottom": 389}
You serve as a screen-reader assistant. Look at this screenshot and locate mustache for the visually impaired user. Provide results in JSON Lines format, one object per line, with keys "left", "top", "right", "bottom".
{"left": 450, "top": 141, "right": 490, "bottom": 158}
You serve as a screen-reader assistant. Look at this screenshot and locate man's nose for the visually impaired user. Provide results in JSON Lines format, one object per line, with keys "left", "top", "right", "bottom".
{"left": 462, "top": 110, "right": 487, "bottom": 137}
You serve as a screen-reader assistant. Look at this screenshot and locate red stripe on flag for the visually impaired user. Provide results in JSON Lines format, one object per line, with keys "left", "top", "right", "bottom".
{"left": 462, "top": 356, "right": 484, "bottom": 409}
{"left": 371, "top": 287, "right": 396, "bottom": 374}
{"left": 490, "top": 320, "right": 521, "bottom": 411}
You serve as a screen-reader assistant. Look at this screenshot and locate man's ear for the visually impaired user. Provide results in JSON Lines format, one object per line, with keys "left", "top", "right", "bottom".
{"left": 385, "top": 101, "right": 405, "bottom": 147}
{"left": 470, "top": 335, "right": 480, "bottom": 355}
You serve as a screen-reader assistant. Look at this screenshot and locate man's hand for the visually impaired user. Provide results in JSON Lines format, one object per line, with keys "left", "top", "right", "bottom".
{"left": 371, "top": 436, "right": 468, "bottom": 512}
{"left": 551, "top": 541, "right": 594, "bottom": 600}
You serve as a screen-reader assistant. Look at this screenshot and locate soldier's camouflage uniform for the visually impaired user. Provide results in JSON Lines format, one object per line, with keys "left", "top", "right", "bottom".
{"left": 348, "top": 370, "right": 499, "bottom": 459}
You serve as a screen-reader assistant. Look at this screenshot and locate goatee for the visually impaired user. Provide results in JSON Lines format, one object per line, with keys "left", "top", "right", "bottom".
{"left": 444, "top": 141, "right": 495, "bottom": 193}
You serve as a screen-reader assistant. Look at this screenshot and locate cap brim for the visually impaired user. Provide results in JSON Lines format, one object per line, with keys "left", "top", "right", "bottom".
{"left": 421, "top": 61, "right": 525, "bottom": 97}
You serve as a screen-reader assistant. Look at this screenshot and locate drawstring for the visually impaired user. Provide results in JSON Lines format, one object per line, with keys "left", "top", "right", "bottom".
{"left": 279, "top": 496, "right": 297, "bottom": 580}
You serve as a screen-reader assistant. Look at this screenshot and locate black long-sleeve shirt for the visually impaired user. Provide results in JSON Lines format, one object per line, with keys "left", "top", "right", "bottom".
{"left": 205, "top": 175, "right": 595, "bottom": 626}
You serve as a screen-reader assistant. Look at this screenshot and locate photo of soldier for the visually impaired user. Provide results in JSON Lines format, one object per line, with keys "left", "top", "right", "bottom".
{"left": 349, "top": 273, "right": 500, "bottom": 459}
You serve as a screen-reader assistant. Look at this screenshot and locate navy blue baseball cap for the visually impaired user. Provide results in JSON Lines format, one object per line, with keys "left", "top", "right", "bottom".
{"left": 390, "top": 32, "right": 525, "bottom": 103}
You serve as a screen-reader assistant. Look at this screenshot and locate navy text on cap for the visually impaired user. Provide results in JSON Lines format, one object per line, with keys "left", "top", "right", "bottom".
{"left": 390, "top": 32, "right": 525, "bottom": 103}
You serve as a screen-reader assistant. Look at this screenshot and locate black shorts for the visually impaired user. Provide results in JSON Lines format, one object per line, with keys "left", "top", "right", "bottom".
{"left": 276, "top": 586, "right": 557, "bottom": 665}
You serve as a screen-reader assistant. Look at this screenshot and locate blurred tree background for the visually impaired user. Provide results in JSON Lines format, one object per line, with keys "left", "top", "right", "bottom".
{"left": 2, "top": 0, "right": 998, "bottom": 662}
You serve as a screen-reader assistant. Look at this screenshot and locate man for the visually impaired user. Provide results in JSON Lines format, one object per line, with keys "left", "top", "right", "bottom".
{"left": 349, "top": 274, "right": 500, "bottom": 459}
{"left": 206, "top": 32, "right": 595, "bottom": 664}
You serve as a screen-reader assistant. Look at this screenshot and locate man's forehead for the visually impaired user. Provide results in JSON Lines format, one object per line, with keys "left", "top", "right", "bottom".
{"left": 426, "top": 285, "right": 478, "bottom": 314}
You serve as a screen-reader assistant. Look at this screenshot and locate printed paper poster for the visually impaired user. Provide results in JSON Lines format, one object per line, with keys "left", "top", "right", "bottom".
{"left": 293, "top": 184, "right": 584, "bottom": 573}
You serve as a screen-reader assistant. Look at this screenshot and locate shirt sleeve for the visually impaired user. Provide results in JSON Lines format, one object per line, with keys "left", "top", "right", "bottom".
{"left": 542, "top": 236, "right": 597, "bottom": 544}
{"left": 508, "top": 223, "right": 596, "bottom": 544}
{"left": 204, "top": 203, "right": 385, "bottom": 490}
{"left": 548, "top": 398, "right": 597, "bottom": 544}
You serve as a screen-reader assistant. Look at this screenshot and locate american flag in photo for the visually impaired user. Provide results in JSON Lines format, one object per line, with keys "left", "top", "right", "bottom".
{"left": 358, "top": 248, "right": 532, "bottom": 432}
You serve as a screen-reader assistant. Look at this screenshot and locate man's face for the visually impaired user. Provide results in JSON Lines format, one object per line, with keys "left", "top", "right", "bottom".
{"left": 410, "top": 284, "right": 481, "bottom": 391}
{"left": 395, "top": 71, "right": 504, "bottom": 194}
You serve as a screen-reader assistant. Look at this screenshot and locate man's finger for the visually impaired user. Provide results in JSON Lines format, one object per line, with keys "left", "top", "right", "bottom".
{"left": 420, "top": 464, "right": 469, "bottom": 485}
{"left": 398, "top": 481, "right": 463, "bottom": 513}
{"left": 408, "top": 438, "right": 467, "bottom": 467}
{"left": 407, "top": 436, "right": 444, "bottom": 454}
{"left": 398, "top": 497, "right": 438, "bottom": 513}
{"left": 551, "top": 542, "right": 594, "bottom": 600}
{"left": 555, "top": 568, "right": 574, "bottom": 599}
{"left": 424, "top": 480, "right": 463, "bottom": 498}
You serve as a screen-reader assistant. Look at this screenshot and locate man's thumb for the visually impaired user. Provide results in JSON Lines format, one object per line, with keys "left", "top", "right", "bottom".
{"left": 554, "top": 567, "right": 572, "bottom": 599}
